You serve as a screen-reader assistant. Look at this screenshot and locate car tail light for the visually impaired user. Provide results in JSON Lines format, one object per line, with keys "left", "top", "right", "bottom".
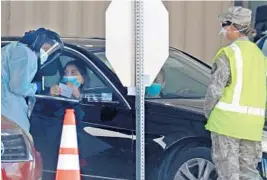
{"left": 1, "top": 129, "right": 33, "bottom": 162}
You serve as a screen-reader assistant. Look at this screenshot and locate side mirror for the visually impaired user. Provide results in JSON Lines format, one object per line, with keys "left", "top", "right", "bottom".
{"left": 100, "top": 104, "right": 119, "bottom": 121}
{"left": 79, "top": 97, "right": 120, "bottom": 121}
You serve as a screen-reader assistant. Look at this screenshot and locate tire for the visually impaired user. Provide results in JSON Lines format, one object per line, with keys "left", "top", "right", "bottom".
{"left": 160, "top": 146, "right": 217, "bottom": 180}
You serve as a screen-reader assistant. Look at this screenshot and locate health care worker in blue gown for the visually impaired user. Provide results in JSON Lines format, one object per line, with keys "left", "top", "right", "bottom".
{"left": 1, "top": 28, "right": 63, "bottom": 133}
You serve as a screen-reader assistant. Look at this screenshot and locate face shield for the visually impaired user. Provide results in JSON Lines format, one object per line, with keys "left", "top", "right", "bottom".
{"left": 30, "top": 29, "right": 64, "bottom": 84}
{"left": 29, "top": 29, "right": 64, "bottom": 67}
{"left": 40, "top": 40, "right": 61, "bottom": 65}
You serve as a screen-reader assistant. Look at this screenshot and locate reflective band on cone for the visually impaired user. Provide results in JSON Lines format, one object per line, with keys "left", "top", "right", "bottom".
{"left": 55, "top": 170, "right": 80, "bottom": 180}
{"left": 55, "top": 109, "right": 80, "bottom": 180}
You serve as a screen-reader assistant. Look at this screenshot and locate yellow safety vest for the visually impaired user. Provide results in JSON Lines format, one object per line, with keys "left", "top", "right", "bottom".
{"left": 205, "top": 40, "right": 267, "bottom": 141}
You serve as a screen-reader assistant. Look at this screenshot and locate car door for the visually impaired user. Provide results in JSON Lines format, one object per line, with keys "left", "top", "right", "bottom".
{"left": 30, "top": 46, "right": 134, "bottom": 180}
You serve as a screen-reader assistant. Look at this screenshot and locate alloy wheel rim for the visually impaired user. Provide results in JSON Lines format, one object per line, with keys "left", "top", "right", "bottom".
{"left": 174, "top": 158, "right": 217, "bottom": 180}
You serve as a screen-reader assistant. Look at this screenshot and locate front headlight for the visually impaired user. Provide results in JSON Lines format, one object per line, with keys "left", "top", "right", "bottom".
{"left": 1, "top": 131, "right": 33, "bottom": 162}
{"left": 262, "top": 131, "right": 267, "bottom": 153}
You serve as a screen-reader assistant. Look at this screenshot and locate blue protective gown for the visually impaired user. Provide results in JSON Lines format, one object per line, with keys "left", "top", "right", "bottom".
{"left": 1, "top": 42, "right": 38, "bottom": 132}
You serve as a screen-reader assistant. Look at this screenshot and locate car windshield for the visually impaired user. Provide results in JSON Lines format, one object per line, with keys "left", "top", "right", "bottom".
{"left": 93, "top": 49, "right": 210, "bottom": 99}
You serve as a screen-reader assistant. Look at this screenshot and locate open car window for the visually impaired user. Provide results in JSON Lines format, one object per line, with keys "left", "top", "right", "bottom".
{"left": 40, "top": 50, "right": 119, "bottom": 103}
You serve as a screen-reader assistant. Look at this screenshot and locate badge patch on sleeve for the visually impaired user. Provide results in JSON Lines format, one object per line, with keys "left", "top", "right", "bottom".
{"left": 211, "top": 63, "right": 217, "bottom": 74}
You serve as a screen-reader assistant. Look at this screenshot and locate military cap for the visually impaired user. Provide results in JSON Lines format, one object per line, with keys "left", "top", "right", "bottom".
{"left": 218, "top": 6, "right": 252, "bottom": 25}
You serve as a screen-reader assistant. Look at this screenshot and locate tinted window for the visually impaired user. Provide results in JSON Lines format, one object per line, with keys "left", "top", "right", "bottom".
{"left": 161, "top": 50, "right": 210, "bottom": 98}
{"left": 93, "top": 49, "right": 210, "bottom": 99}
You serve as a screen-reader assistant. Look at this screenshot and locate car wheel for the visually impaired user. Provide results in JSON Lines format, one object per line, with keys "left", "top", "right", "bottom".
{"left": 161, "top": 147, "right": 217, "bottom": 180}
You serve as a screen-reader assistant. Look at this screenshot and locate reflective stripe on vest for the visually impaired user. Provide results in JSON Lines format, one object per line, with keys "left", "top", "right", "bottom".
{"left": 215, "top": 43, "right": 265, "bottom": 117}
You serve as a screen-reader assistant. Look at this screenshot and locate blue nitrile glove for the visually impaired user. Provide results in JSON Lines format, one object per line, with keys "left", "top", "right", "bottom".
{"left": 35, "top": 82, "right": 42, "bottom": 94}
{"left": 145, "top": 83, "right": 162, "bottom": 97}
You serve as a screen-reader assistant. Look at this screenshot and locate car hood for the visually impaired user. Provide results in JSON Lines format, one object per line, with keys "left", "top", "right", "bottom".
{"left": 146, "top": 98, "right": 205, "bottom": 114}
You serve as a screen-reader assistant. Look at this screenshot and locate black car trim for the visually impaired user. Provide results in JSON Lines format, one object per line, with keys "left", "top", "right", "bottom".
{"left": 34, "top": 94, "right": 79, "bottom": 103}
{"left": 169, "top": 47, "right": 211, "bottom": 69}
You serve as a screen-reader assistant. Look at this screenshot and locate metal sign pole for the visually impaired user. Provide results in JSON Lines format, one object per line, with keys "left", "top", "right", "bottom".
{"left": 135, "top": 0, "right": 145, "bottom": 180}
{"left": 106, "top": 1, "right": 168, "bottom": 178}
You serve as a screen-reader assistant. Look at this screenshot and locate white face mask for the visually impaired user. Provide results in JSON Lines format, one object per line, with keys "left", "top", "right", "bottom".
{"left": 219, "top": 25, "right": 249, "bottom": 36}
{"left": 219, "top": 27, "right": 227, "bottom": 36}
{"left": 40, "top": 48, "right": 48, "bottom": 65}
{"left": 218, "top": 24, "right": 231, "bottom": 36}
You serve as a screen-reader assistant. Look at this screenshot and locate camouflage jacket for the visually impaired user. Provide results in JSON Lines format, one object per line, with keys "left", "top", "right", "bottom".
{"left": 204, "top": 53, "right": 231, "bottom": 118}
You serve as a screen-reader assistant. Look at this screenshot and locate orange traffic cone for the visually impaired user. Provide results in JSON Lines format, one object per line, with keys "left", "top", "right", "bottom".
{"left": 55, "top": 109, "right": 80, "bottom": 180}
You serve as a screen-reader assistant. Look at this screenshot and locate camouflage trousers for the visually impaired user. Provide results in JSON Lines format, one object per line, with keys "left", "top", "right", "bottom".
{"left": 211, "top": 132, "right": 262, "bottom": 180}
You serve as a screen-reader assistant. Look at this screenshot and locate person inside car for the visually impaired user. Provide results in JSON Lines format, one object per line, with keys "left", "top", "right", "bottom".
{"left": 35, "top": 60, "right": 112, "bottom": 164}
{"left": 49, "top": 60, "right": 89, "bottom": 99}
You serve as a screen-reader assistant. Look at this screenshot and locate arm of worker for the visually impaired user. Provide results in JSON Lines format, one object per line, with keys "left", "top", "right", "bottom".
{"left": 8, "top": 45, "right": 38, "bottom": 96}
{"left": 204, "top": 53, "right": 231, "bottom": 119}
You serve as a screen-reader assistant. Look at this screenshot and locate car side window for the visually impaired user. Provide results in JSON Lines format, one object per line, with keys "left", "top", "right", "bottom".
{"left": 41, "top": 51, "right": 118, "bottom": 102}
{"left": 160, "top": 55, "right": 209, "bottom": 98}
{"left": 93, "top": 50, "right": 210, "bottom": 99}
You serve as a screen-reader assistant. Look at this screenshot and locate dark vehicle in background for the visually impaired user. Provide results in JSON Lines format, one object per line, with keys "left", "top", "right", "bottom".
{"left": 1, "top": 115, "right": 42, "bottom": 180}
{"left": 2, "top": 37, "right": 267, "bottom": 180}
{"left": 254, "top": 4, "right": 267, "bottom": 43}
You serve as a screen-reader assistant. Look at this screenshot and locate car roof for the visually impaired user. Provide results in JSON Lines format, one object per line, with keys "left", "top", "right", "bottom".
{"left": 1, "top": 36, "right": 179, "bottom": 51}
{"left": 1, "top": 36, "right": 211, "bottom": 68}
{"left": 1, "top": 36, "right": 105, "bottom": 48}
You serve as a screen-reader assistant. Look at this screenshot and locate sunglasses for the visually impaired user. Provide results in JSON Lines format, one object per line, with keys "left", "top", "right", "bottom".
{"left": 221, "top": 21, "right": 232, "bottom": 27}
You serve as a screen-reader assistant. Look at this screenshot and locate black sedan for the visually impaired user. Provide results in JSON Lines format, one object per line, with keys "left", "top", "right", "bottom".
{"left": 2, "top": 37, "right": 267, "bottom": 180}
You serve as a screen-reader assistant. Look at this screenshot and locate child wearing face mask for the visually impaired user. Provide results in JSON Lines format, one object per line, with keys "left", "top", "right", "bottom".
{"left": 50, "top": 60, "right": 89, "bottom": 99}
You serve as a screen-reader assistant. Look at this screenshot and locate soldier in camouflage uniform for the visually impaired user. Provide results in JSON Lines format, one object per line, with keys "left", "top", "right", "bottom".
{"left": 204, "top": 6, "right": 266, "bottom": 180}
